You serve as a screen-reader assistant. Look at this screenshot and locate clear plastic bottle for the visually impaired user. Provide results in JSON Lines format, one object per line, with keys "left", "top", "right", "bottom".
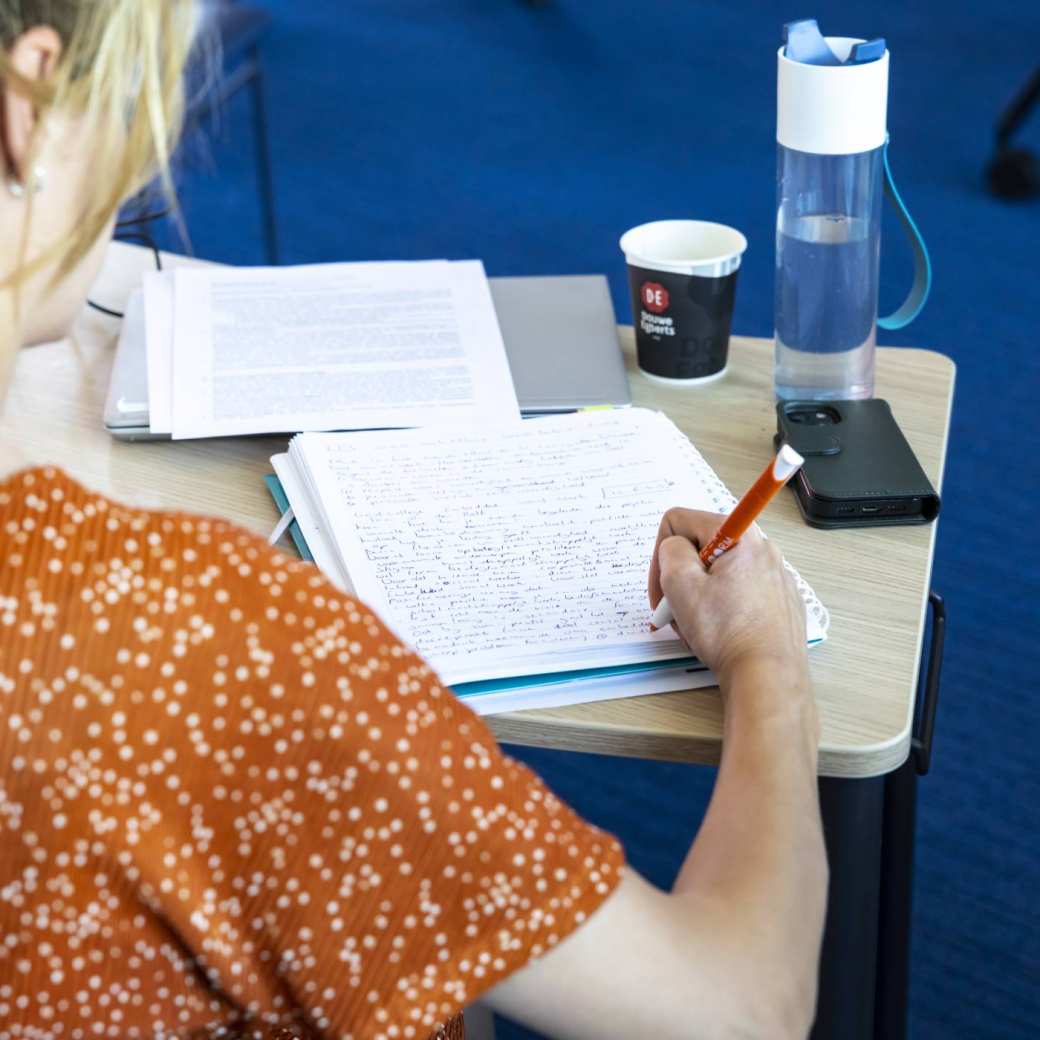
{"left": 774, "top": 145, "right": 883, "bottom": 400}
{"left": 774, "top": 34, "right": 890, "bottom": 401}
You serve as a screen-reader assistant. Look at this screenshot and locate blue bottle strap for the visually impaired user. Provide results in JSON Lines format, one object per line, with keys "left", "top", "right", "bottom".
{"left": 879, "top": 135, "right": 932, "bottom": 330}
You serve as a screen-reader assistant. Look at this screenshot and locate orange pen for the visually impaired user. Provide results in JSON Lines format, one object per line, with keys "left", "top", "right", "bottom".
{"left": 650, "top": 443, "right": 805, "bottom": 630}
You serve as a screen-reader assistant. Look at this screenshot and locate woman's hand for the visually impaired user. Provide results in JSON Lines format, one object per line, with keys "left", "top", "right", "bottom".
{"left": 648, "top": 508, "right": 809, "bottom": 690}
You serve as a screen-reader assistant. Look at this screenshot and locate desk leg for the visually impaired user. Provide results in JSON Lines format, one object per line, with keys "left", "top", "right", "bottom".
{"left": 812, "top": 775, "right": 884, "bottom": 1040}
{"left": 875, "top": 756, "right": 917, "bottom": 1039}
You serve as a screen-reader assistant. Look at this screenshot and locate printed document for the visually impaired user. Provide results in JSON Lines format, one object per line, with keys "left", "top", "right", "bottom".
{"left": 162, "top": 260, "right": 519, "bottom": 439}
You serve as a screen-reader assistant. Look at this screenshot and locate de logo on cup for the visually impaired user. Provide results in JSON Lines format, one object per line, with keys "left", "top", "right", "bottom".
{"left": 620, "top": 220, "right": 748, "bottom": 384}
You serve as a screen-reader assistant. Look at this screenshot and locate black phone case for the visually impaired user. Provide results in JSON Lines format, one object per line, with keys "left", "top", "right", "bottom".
{"left": 775, "top": 399, "right": 941, "bottom": 529}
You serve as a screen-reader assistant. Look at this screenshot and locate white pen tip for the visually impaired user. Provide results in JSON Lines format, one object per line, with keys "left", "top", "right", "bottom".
{"left": 650, "top": 597, "right": 675, "bottom": 630}
{"left": 773, "top": 444, "right": 805, "bottom": 483}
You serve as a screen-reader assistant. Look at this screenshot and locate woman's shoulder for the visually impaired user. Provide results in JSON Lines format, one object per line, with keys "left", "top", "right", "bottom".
{"left": 1, "top": 462, "right": 308, "bottom": 586}
{"left": 1, "top": 462, "right": 293, "bottom": 554}
{"left": 1, "top": 462, "right": 312, "bottom": 580}
{"left": 0, "top": 463, "right": 417, "bottom": 687}
{"left": 0, "top": 462, "right": 478, "bottom": 783}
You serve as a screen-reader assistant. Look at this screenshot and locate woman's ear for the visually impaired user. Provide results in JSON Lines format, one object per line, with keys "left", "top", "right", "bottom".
{"left": 1, "top": 25, "right": 63, "bottom": 183}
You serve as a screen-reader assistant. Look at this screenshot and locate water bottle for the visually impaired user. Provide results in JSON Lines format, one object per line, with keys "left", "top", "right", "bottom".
{"left": 774, "top": 26, "right": 929, "bottom": 400}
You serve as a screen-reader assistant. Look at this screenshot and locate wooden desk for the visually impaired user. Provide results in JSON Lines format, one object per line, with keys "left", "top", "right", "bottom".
{"left": 3, "top": 243, "right": 954, "bottom": 780}
{"left": 3, "top": 243, "right": 955, "bottom": 1040}
{"left": 495, "top": 341, "right": 952, "bottom": 779}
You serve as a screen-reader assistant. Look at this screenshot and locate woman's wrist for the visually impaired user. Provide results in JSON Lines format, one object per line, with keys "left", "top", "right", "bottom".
{"left": 718, "top": 653, "right": 818, "bottom": 743}
{"left": 717, "top": 648, "right": 811, "bottom": 696}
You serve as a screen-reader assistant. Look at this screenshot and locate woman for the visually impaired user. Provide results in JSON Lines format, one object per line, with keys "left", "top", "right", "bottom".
{"left": 0, "top": 4, "right": 827, "bottom": 1039}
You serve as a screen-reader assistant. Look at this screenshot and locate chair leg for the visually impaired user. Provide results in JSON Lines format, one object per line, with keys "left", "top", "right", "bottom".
{"left": 248, "top": 45, "right": 280, "bottom": 265}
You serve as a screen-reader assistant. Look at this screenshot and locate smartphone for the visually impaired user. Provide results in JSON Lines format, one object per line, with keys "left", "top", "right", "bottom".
{"left": 775, "top": 399, "right": 940, "bottom": 529}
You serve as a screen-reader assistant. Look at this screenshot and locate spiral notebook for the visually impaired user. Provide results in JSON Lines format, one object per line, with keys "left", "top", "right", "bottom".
{"left": 267, "top": 408, "right": 829, "bottom": 714}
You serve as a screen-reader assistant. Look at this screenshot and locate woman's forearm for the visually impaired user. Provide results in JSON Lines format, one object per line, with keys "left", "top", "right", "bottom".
{"left": 484, "top": 659, "right": 828, "bottom": 1040}
{"left": 672, "top": 658, "right": 828, "bottom": 1030}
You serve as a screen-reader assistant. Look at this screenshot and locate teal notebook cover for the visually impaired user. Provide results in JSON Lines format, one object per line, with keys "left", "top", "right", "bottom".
{"left": 265, "top": 474, "right": 315, "bottom": 563}
{"left": 263, "top": 474, "right": 705, "bottom": 699}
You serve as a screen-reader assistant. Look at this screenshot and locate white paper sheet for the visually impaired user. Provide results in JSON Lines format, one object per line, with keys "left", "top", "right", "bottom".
{"left": 143, "top": 271, "right": 174, "bottom": 435}
{"left": 459, "top": 663, "right": 719, "bottom": 716}
{"left": 284, "top": 409, "right": 830, "bottom": 687}
{"left": 167, "top": 260, "right": 519, "bottom": 439}
{"left": 270, "top": 452, "right": 354, "bottom": 595}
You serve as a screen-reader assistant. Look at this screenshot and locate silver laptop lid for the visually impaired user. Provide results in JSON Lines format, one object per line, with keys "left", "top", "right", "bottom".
{"left": 105, "top": 275, "right": 631, "bottom": 436}
{"left": 103, "top": 290, "right": 152, "bottom": 434}
{"left": 489, "top": 275, "right": 630, "bottom": 413}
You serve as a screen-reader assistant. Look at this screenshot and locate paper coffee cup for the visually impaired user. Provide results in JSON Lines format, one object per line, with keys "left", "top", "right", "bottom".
{"left": 620, "top": 220, "right": 748, "bottom": 384}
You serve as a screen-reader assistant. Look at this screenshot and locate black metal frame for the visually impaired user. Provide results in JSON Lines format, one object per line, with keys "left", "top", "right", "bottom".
{"left": 986, "top": 66, "right": 1040, "bottom": 199}
{"left": 812, "top": 592, "right": 946, "bottom": 1040}
{"left": 201, "top": 42, "right": 280, "bottom": 265}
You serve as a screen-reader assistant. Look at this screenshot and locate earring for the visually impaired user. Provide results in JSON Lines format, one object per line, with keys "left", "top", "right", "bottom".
{"left": 6, "top": 163, "right": 46, "bottom": 198}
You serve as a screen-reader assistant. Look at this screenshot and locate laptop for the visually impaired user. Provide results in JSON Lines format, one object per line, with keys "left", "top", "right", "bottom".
{"left": 104, "top": 274, "right": 631, "bottom": 440}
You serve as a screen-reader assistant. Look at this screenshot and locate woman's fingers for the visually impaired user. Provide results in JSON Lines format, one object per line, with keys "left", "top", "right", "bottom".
{"left": 648, "top": 508, "right": 727, "bottom": 607}
{"left": 658, "top": 535, "right": 706, "bottom": 600}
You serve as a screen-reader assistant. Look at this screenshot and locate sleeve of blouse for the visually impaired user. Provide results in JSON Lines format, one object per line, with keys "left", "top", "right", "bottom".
{"left": 134, "top": 521, "right": 627, "bottom": 1039}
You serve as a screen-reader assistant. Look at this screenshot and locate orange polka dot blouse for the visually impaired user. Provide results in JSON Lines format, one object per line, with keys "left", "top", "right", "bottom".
{"left": 0, "top": 468, "right": 625, "bottom": 1040}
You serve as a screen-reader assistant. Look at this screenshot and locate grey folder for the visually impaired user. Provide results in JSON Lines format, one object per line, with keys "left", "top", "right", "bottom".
{"left": 104, "top": 274, "right": 631, "bottom": 439}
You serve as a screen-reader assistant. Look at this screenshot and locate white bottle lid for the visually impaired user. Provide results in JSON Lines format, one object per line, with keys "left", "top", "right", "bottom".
{"left": 777, "top": 38, "right": 889, "bottom": 156}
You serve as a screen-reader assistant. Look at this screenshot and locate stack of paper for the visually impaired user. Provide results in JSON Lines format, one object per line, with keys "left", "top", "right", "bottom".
{"left": 270, "top": 408, "right": 830, "bottom": 715}
{"left": 141, "top": 260, "right": 520, "bottom": 439}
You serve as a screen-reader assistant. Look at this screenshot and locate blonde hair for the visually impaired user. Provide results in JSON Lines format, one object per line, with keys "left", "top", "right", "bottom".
{"left": 0, "top": 1, "right": 195, "bottom": 287}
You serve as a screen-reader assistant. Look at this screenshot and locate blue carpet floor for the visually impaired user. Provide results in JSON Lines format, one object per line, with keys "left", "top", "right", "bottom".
{"left": 167, "top": 2, "right": 1040, "bottom": 1035}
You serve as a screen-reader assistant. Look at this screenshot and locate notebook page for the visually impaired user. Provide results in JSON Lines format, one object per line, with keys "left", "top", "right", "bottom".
{"left": 169, "top": 260, "right": 520, "bottom": 439}
{"left": 292, "top": 409, "right": 827, "bottom": 686}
